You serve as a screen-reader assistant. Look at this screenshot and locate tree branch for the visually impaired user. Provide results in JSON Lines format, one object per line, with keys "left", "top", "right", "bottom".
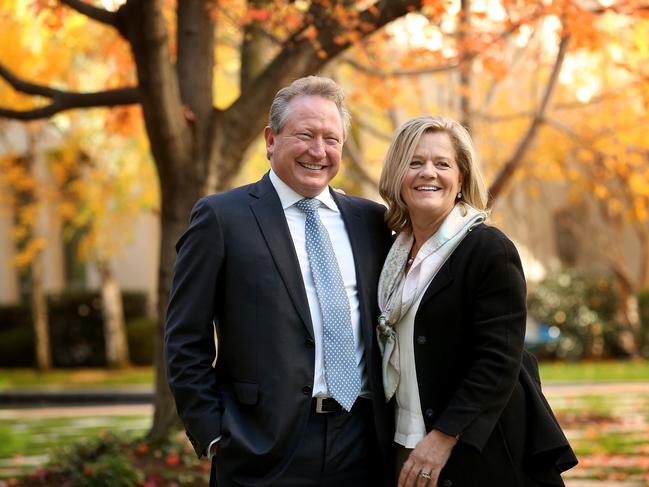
{"left": 487, "top": 34, "right": 570, "bottom": 206}
{"left": 0, "top": 62, "right": 138, "bottom": 120}
{"left": 343, "top": 136, "right": 379, "bottom": 188}
{"left": 338, "top": 11, "right": 537, "bottom": 78}
{"left": 340, "top": 57, "right": 461, "bottom": 76}
{"left": 0, "top": 63, "right": 61, "bottom": 98}
{"left": 355, "top": 117, "right": 393, "bottom": 142}
{"left": 59, "top": 0, "right": 118, "bottom": 26}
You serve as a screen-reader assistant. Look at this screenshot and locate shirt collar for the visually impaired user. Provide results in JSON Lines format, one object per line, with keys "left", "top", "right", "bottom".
{"left": 269, "top": 169, "right": 339, "bottom": 212}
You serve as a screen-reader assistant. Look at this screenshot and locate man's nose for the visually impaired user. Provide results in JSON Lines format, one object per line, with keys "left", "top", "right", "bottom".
{"left": 307, "top": 137, "right": 326, "bottom": 158}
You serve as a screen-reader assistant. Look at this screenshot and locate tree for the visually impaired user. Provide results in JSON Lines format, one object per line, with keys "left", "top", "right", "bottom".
{"left": 46, "top": 118, "right": 158, "bottom": 368}
{"left": 0, "top": 113, "right": 155, "bottom": 369}
{"left": 0, "top": 123, "right": 52, "bottom": 370}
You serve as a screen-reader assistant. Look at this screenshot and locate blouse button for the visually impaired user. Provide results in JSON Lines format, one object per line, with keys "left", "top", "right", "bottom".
{"left": 424, "top": 408, "right": 434, "bottom": 417}
{"left": 441, "top": 480, "right": 453, "bottom": 487}
{"left": 416, "top": 335, "right": 427, "bottom": 345}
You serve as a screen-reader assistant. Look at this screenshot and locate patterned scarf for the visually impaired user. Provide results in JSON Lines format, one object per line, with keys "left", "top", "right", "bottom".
{"left": 377, "top": 203, "right": 487, "bottom": 401}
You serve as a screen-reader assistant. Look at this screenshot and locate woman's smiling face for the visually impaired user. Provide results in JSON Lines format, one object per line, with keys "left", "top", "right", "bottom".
{"left": 400, "top": 131, "right": 463, "bottom": 224}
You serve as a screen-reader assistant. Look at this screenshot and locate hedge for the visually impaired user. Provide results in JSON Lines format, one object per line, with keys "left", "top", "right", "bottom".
{"left": 0, "top": 292, "right": 155, "bottom": 367}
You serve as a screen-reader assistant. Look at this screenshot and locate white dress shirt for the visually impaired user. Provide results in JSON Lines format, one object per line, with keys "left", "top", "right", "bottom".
{"left": 269, "top": 169, "right": 368, "bottom": 397}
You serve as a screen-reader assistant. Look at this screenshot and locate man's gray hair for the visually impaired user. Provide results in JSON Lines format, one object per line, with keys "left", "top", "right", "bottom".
{"left": 268, "top": 76, "right": 351, "bottom": 140}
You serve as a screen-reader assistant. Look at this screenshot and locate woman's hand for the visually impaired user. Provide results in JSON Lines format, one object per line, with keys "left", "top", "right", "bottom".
{"left": 398, "top": 429, "right": 458, "bottom": 487}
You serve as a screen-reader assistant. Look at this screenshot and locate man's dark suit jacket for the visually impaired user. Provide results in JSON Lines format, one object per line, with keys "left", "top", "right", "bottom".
{"left": 409, "top": 224, "right": 577, "bottom": 486}
{"left": 165, "top": 173, "right": 393, "bottom": 486}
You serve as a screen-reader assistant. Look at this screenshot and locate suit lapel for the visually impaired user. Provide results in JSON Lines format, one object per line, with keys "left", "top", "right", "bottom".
{"left": 249, "top": 175, "right": 314, "bottom": 339}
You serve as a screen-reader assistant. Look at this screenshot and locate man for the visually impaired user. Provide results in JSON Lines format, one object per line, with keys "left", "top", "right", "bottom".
{"left": 165, "top": 76, "right": 393, "bottom": 486}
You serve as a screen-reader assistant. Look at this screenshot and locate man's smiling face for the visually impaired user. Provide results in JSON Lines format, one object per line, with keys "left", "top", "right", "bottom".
{"left": 264, "top": 95, "right": 344, "bottom": 197}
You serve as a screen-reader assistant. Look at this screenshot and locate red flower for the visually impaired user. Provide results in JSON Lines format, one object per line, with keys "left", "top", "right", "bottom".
{"left": 165, "top": 454, "right": 181, "bottom": 467}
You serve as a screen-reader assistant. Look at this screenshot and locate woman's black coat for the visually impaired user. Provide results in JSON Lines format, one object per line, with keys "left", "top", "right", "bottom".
{"left": 410, "top": 223, "right": 576, "bottom": 486}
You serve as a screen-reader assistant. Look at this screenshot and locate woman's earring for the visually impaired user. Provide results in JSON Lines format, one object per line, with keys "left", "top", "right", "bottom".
{"left": 457, "top": 191, "right": 462, "bottom": 199}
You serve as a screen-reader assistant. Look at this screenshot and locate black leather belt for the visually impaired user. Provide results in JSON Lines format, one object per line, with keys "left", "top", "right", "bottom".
{"left": 311, "top": 397, "right": 343, "bottom": 414}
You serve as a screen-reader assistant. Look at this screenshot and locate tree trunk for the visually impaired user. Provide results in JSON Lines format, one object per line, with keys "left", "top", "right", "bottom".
{"left": 611, "top": 266, "right": 641, "bottom": 358}
{"left": 459, "top": 0, "right": 472, "bottom": 132}
{"left": 148, "top": 181, "right": 203, "bottom": 442}
{"left": 240, "top": 0, "right": 271, "bottom": 92}
{"left": 31, "top": 253, "right": 51, "bottom": 370}
{"left": 118, "top": 0, "right": 213, "bottom": 442}
{"left": 19, "top": 139, "right": 52, "bottom": 371}
{"left": 99, "top": 261, "right": 130, "bottom": 368}
{"left": 633, "top": 216, "right": 649, "bottom": 289}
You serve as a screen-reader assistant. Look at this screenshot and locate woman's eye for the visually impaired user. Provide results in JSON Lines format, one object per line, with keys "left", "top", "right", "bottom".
{"left": 409, "top": 160, "right": 422, "bottom": 167}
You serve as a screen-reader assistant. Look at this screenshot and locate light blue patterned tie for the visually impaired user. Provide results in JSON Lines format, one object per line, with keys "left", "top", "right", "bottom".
{"left": 295, "top": 198, "right": 361, "bottom": 411}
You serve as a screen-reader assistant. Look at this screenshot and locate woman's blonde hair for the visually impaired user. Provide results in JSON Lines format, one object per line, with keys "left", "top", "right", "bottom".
{"left": 379, "top": 115, "right": 488, "bottom": 233}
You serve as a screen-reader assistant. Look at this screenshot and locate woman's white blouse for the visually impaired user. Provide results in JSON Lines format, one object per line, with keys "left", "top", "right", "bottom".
{"left": 394, "top": 291, "right": 427, "bottom": 448}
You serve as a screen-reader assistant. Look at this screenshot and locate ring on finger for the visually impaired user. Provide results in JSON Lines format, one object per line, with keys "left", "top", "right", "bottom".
{"left": 419, "top": 470, "right": 432, "bottom": 479}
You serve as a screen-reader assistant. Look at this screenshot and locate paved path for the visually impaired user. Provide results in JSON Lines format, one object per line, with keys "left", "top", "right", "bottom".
{"left": 566, "top": 482, "right": 647, "bottom": 487}
{"left": 0, "top": 404, "right": 152, "bottom": 420}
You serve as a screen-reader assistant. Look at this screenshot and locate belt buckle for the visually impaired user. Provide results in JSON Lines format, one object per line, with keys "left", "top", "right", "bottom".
{"left": 315, "top": 397, "right": 333, "bottom": 414}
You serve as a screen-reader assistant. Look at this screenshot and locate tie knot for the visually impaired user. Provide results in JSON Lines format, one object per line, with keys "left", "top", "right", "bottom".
{"left": 295, "top": 198, "right": 320, "bottom": 215}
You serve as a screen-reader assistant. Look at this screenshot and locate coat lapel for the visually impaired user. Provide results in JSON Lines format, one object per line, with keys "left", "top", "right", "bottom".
{"left": 249, "top": 175, "right": 314, "bottom": 339}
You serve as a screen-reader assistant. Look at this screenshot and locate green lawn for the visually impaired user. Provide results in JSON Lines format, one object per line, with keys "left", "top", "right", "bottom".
{"left": 0, "top": 367, "right": 153, "bottom": 391}
{"left": 0, "top": 414, "right": 151, "bottom": 479}
{"left": 2, "top": 360, "right": 648, "bottom": 391}
{"left": 0, "top": 415, "right": 150, "bottom": 458}
{"left": 539, "top": 360, "right": 649, "bottom": 383}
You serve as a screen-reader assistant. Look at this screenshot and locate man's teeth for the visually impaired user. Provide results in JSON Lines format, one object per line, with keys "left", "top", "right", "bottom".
{"left": 415, "top": 186, "right": 439, "bottom": 191}
{"left": 300, "top": 163, "right": 324, "bottom": 170}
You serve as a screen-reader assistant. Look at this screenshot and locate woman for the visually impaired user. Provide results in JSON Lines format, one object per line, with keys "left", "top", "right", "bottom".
{"left": 377, "top": 116, "right": 576, "bottom": 487}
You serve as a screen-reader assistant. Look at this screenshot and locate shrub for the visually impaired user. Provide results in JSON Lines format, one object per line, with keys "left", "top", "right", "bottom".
{"left": 528, "top": 270, "right": 623, "bottom": 360}
{"left": 16, "top": 431, "right": 210, "bottom": 486}
{"left": 48, "top": 433, "right": 142, "bottom": 487}
{"left": 0, "top": 303, "right": 31, "bottom": 333}
{"left": 0, "top": 291, "right": 151, "bottom": 367}
{"left": 126, "top": 317, "right": 156, "bottom": 365}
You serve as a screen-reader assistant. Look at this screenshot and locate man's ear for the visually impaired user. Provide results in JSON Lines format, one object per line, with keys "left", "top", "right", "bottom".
{"left": 264, "top": 126, "right": 274, "bottom": 160}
